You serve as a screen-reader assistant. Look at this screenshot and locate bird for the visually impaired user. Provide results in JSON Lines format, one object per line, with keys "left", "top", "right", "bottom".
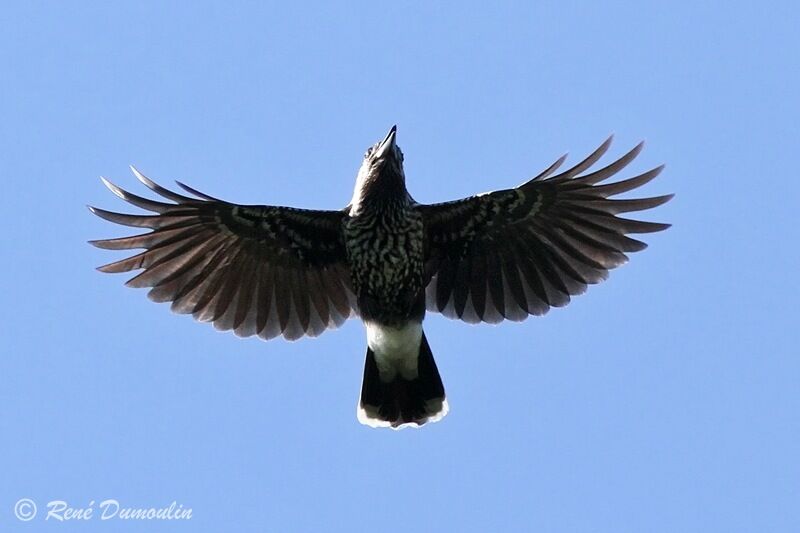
{"left": 89, "top": 126, "right": 672, "bottom": 429}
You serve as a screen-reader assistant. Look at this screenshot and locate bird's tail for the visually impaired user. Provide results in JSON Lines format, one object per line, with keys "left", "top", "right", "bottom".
{"left": 358, "top": 331, "right": 448, "bottom": 429}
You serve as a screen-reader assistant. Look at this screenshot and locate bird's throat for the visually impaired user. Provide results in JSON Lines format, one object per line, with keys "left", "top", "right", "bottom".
{"left": 350, "top": 166, "right": 407, "bottom": 216}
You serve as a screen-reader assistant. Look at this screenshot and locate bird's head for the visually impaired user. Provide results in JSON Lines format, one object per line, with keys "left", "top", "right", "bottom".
{"left": 350, "top": 126, "right": 407, "bottom": 213}
{"left": 360, "top": 125, "right": 404, "bottom": 177}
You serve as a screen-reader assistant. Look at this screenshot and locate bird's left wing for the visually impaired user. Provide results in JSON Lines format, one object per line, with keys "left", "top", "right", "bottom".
{"left": 418, "top": 138, "right": 672, "bottom": 324}
{"left": 90, "top": 168, "right": 356, "bottom": 340}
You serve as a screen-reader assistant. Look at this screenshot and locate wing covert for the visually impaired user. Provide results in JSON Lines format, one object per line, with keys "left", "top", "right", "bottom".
{"left": 90, "top": 167, "right": 356, "bottom": 340}
{"left": 419, "top": 138, "right": 672, "bottom": 324}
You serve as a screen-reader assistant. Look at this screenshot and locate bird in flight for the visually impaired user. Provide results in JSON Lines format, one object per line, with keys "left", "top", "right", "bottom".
{"left": 90, "top": 126, "right": 671, "bottom": 429}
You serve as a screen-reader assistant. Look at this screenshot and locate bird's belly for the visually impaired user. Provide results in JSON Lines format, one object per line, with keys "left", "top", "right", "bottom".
{"left": 349, "top": 243, "right": 422, "bottom": 316}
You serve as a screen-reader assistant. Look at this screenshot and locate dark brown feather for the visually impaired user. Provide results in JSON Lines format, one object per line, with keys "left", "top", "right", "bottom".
{"left": 92, "top": 171, "right": 354, "bottom": 341}
{"left": 420, "top": 138, "right": 670, "bottom": 324}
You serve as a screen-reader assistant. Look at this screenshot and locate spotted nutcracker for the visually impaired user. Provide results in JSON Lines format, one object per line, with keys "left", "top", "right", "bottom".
{"left": 90, "top": 126, "right": 671, "bottom": 429}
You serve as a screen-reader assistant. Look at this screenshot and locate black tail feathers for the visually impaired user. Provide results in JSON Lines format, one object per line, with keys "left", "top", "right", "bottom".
{"left": 358, "top": 332, "right": 447, "bottom": 429}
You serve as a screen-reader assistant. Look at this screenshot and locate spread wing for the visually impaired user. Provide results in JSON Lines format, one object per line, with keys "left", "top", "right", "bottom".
{"left": 419, "top": 137, "right": 672, "bottom": 324}
{"left": 90, "top": 167, "right": 356, "bottom": 340}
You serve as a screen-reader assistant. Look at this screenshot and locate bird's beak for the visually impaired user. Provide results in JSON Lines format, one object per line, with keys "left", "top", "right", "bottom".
{"left": 375, "top": 125, "right": 397, "bottom": 160}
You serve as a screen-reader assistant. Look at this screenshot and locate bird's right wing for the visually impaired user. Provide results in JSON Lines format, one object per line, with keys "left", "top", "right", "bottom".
{"left": 90, "top": 168, "right": 356, "bottom": 340}
{"left": 418, "top": 138, "right": 672, "bottom": 324}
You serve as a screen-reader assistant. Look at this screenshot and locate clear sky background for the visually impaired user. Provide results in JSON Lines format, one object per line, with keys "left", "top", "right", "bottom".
{"left": 2, "top": 2, "right": 798, "bottom": 532}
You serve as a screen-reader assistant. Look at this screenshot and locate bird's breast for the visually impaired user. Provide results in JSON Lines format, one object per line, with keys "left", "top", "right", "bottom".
{"left": 343, "top": 208, "right": 424, "bottom": 323}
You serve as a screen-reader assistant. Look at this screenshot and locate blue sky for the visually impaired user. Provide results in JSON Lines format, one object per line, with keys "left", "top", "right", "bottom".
{"left": 2, "top": 1, "right": 798, "bottom": 532}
